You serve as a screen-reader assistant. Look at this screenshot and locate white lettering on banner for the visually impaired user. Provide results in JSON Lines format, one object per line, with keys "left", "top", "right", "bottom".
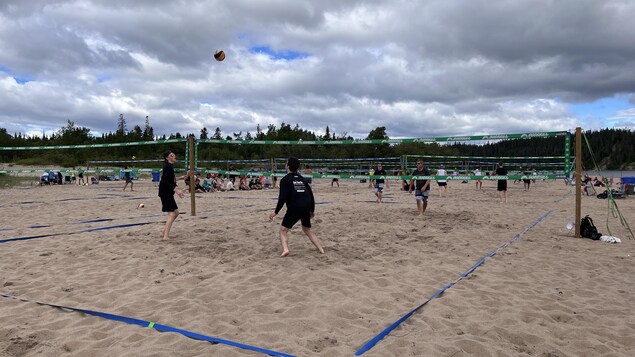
{"left": 481, "top": 135, "right": 509, "bottom": 140}
{"left": 448, "top": 176, "right": 471, "bottom": 180}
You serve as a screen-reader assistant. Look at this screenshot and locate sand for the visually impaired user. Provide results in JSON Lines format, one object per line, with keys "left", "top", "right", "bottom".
{"left": 1, "top": 177, "right": 634, "bottom": 356}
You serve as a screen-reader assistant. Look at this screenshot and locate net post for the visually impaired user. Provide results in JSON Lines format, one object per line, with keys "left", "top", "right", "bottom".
{"left": 574, "top": 127, "right": 581, "bottom": 238}
{"left": 189, "top": 135, "right": 196, "bottom": 216}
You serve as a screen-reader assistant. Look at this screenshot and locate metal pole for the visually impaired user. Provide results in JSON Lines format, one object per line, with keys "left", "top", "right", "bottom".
{"left": 575, "top": 127, "right": 581, "bottom": 238}
{"left": 189, "top": 135, "right": 196, "bottom": 216}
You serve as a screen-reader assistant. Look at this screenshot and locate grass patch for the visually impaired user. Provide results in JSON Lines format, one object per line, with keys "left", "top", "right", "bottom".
{"left": 0, "top": 174, "right": 40, "bottom": 189}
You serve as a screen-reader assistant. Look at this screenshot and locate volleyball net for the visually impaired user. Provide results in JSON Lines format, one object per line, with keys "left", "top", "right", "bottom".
{"left": 1, "top": 131, "right": 570, "bottom": 183}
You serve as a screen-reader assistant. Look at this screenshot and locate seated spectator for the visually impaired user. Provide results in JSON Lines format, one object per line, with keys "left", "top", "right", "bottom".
{"left": 202, "top": 173, "right": 215, "bottom": 192}
{"left": 593, "top": 177, "right": 605, "bottom": 187}
{"left": 194, "top": 178, "right": 205, "bottom": 193}
{"left": 40, "top": 172, "right": 51, "bottom": 185}
{"left": 239, "top": 177, "right": 250, "bottom": 190}
{"left": 225, "top": 179, "right": 235, "bottom": 191}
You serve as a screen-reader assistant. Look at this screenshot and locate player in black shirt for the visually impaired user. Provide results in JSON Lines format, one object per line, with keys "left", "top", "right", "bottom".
{"left": 374, "top": 163, "right": 388, "bottom": 203}
{"left": 269, "top": 157, "right": 324, "bottom": 257}
{"left": 495, "top": 162, "right": 508, "bottom": 203}
{"left": 408, "top": 160, "right": 431, "bottom": 216}
{"left": 159, "top": 151, "right": 185, "bottom": 239}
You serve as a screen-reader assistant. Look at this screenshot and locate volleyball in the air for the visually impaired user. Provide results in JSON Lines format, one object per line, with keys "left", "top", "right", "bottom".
{"left": 131, "top": 156, "right": 136, "bottom": 160}
{"left": 214, "top": 50, "right": 225, "bottom": 61}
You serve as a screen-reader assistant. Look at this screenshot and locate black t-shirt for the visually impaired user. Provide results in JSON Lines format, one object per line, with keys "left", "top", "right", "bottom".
{"left": 158, "top": 163, "right": 176, "bottom": 197}
{"left": 275, "top": 172, "right": 315, "bottom": 214}
{"left": 375, "top": 169, "right": 387, "bottom": 184}
{"left": 495, "top": 166, "right": 508, "bottom": 183}
{"left": 411, "top": 168, "right": 431, "bottom": 191}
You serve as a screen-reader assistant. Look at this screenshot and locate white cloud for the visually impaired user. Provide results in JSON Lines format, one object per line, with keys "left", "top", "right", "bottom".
{"left": 1, "top": 0, "right": 634, "bottom": 139}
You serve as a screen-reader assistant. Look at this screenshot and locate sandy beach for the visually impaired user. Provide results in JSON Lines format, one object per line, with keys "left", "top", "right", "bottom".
{"left": 1, "top": 177, "right": 634, "bottom": 356}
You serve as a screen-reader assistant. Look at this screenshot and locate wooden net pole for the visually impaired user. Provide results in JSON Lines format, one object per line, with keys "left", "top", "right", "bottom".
{"left": 189, "top": 134, "right": 196, "bottom": 216}
{"left": 574, "top": 127, "right": 581, "bottom": 237}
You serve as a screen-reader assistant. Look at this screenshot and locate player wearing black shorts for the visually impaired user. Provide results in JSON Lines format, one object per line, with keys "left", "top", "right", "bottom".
{"left": 408, "top": 161, "right": 431, "bottom": 216}
{"left": 495, "top": 162, "right": 508, "bottom": 203}
{"left": 269, "top": 157, "right": 325, "bottom": 257}
{"left": 159, "top": 151, "right": 185, "bottom": 239}
{"left": 374, "top": 163, "right": 388, "bottom": 203}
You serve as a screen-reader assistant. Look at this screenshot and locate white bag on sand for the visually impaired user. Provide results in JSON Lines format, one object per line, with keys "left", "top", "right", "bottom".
{"left": 599, "top": 235, "right": 622, "bottom": 244}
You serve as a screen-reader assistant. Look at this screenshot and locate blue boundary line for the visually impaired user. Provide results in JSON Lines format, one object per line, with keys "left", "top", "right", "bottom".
{"left": 0, "top": 215, "right": 207, "bottom": 244}
{"left": 355, "top": 209, "right": 553, "bottom": 355}
{"left": 0, "top": 222, "right": 157, "bottom": 244}
{"left": 0, "top": 293, "right": 296, "bottom": 357}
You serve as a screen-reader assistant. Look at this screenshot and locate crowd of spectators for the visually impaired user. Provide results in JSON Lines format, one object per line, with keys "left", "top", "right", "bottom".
{"left": 181, "top": 170, "right": 275, "bottom": 193}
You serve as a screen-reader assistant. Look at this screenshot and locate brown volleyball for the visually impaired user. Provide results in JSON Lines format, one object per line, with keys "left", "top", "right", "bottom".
{"left": 214, "top": 50, "right": 225, "bottom": 61}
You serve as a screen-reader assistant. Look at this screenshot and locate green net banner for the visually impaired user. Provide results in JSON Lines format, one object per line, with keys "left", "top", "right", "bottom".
{"left": 0, "top": 138, "right": 186, "bottom": 151}
{"left": 198, "top": 131, "right": 566, "bottom": 145}
{"left": 199, "top": 169, "right": 559, "bottom": 181}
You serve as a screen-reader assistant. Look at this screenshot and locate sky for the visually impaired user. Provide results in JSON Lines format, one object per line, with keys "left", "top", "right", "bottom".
{"left": 1, "top": 0, "right": 635, "bottom": 140}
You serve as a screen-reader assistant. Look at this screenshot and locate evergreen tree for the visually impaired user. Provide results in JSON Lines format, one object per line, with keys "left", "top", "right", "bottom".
{"left": 212, "top": 127, "right": 222, "bottom": 140}
{"left": 116, "top": 114, "right": 127, "bottom": 136}
{"left": 200, "top": 127, "right": 209, "bottom": 139}
{"left": 143, "top": 116, "right": 154, "bottom": 140}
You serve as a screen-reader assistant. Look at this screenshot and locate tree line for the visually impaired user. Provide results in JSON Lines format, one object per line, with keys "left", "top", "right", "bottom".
{"left": 1, "top": 117, "right": 633, "bottom": 170}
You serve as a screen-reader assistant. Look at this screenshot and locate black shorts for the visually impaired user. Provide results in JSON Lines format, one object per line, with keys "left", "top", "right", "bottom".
{"left": 497, "top": 180, "right": 507, "bottom": 191}
{"left": 523, "top": 179, "right": 530, "bottom": 184}
{"left": 160, "top": 195, "right": 178, "bottom": 212}
{"left": 281, "top": 210, "right": 311, "bottom": 229}
{"left": 437, "top": 182, "right": 447, "bottom": 187}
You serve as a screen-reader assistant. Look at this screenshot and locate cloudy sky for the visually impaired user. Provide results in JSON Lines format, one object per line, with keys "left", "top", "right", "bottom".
{"left": 1, "top": 0, "right": 635, "bottom": 140}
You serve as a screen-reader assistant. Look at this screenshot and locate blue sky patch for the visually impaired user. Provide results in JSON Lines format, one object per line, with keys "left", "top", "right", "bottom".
{"left": 1, "top": 65, "right": 33, "bottom": 84}
{"left": 568, "top": 95, "right": 633, "bottom": 127}
{"left": 249, "top": 46, "right": 308, "bottom": 60}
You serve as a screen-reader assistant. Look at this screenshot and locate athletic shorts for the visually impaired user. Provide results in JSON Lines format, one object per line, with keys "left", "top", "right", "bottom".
{"left": 437, "top": 182, "right": 447, "bottom": 187}
{"left": 497, "top": 180, "right": 507, "bottom": 192}
{"left": 415, "top": 189, "right": 429, "bottom": 203}
{"left": 281, "top": 210, "right": 311, "bottom": 229}
{"left": 160, "top": 195, "right": 178, "bottom": 212}
{"left": 374, "top": 183, "right": 384, "bottom": 193}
